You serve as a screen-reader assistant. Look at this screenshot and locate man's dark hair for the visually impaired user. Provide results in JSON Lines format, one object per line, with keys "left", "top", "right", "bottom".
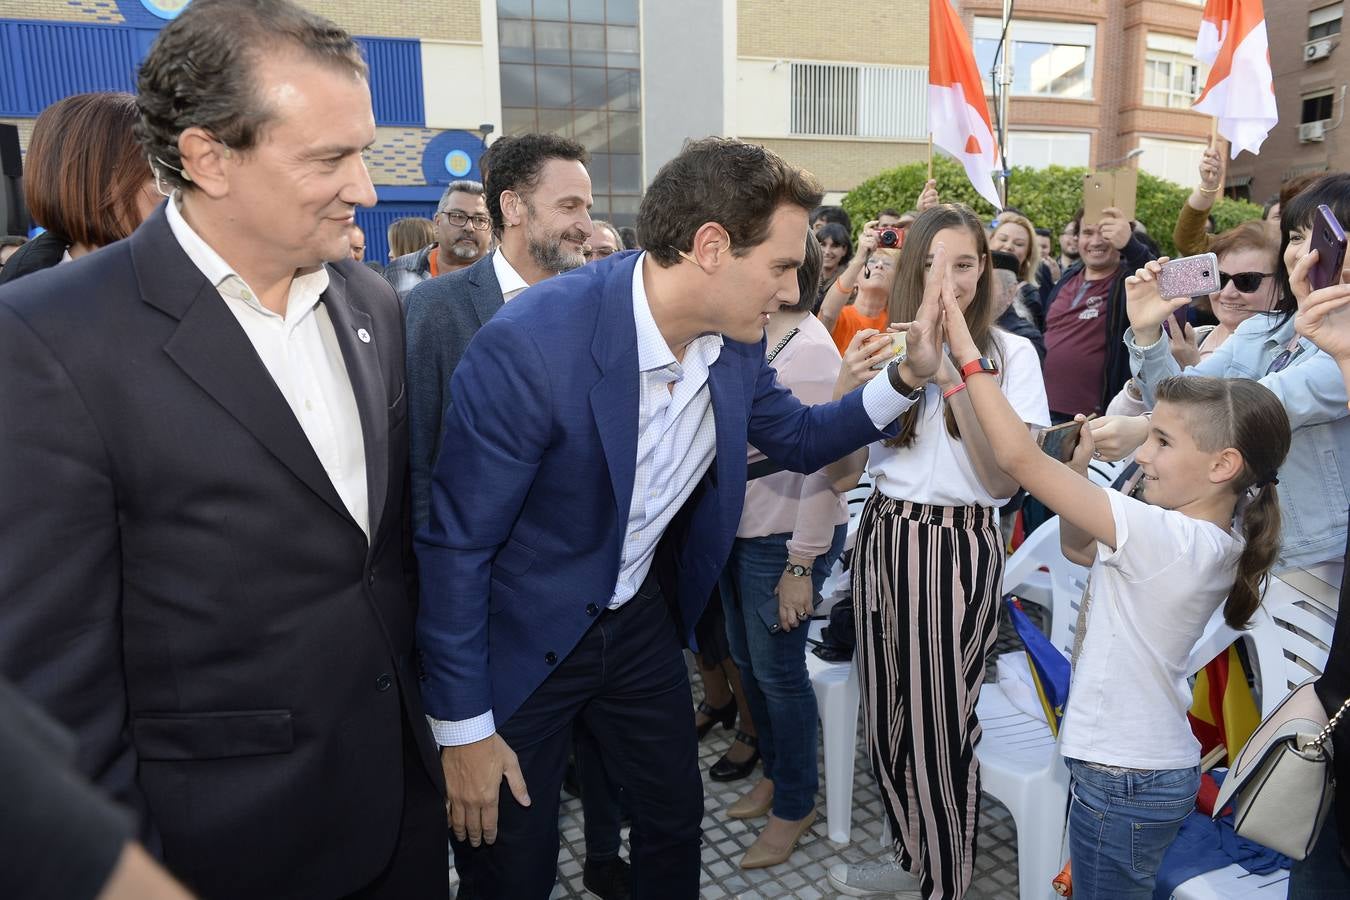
{"left": 438, "top": 180, "right": 484, "bottom": 213}
{"left": 136, "top": 0, "right": 367, "bottom": 193}
{"left": 877, "top": 207, "right": 903, "bottom": 219}
{"left": 1034, "top": 226, "right": 1051, "bottom": 238}
{"left": 809, "top": 204, "right": 851, "bottom": 232}
{"left": 480, "top": 133, "right": 589, "bottom": 233}
{"left": 618, "top": 225, "right": 640, "bottom": 249}
{"left": 638, "top": 137, "right": 823, "bottom": 267}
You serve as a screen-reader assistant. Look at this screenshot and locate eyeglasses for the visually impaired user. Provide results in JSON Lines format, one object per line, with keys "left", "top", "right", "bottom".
{"left": 583, "top": 246, "right": 617, "bottom": 260}
{"left": 439, "top": 210, "right": 492, "bottom": 231}
{"left": 1218, "top": 271, "right": 1273, "bottom": 294}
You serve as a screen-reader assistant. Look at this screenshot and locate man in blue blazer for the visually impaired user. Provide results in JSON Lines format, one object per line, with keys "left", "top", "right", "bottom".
{"left": 416, "top": 138, "right": 927, "bottom": 898}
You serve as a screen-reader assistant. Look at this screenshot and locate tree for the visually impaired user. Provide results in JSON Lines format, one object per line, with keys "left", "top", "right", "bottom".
{"left": 842, "top": 156, "right": 1263, "bottom": 258}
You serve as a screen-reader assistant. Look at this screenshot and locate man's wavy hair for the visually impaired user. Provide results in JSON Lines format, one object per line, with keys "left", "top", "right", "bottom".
{"left": 135, "top": 0, "right": 367, "bottom": 193}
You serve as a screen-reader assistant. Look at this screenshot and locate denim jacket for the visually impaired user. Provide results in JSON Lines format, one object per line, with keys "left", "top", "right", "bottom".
{"left": 1125, "top": 312, "right": 1350, "bottom": 569}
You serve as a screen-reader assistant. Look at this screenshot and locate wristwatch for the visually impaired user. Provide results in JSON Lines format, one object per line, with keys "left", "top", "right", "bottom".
{"left": 784, "top": 562, "right": 810, "bottom": 577}
{"left": 886, "top": 357, "right": 925, "bottom": 400}
{"left": 959, "top": 357, "right": 1000, "bottom": 380}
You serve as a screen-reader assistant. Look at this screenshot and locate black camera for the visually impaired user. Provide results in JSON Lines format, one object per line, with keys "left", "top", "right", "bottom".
{"left": 878, "top": 227, "right": 903, "bottom": 248}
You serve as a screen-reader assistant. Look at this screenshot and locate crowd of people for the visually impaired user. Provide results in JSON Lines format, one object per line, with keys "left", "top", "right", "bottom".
{"left": 1, "top": 2, "right": 1349, "bottom": 900}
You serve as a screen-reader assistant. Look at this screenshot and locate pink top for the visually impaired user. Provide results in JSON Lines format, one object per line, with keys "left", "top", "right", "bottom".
{"left": 738, "top": 314, "right": 849, "bottom": 558}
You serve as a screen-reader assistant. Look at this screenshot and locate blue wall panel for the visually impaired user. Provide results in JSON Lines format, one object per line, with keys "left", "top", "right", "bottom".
{"left": 357, "top": 37, "right": 424, "bottom": 127}
{"left": 1, "top": 21, "right": 425, "bottom": 128}
{"left": 0, "top": 20, "right": 146, "bottom": 116}
{"left": 356, "top": 201, "right": 438, "bottom": 267}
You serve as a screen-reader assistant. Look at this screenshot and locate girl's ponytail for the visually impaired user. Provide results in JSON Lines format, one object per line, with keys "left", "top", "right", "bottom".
{"left": 1228, "top": 481, "right": 1282, "bottom": 629}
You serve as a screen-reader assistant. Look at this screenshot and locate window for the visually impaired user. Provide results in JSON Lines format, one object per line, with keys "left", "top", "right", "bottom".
{"left": 1302, "top": 91, "right": 1335, "bottom": 124}
{"left": 1005, "top": 131, "right": 1091, "bottom": 169}
{"left": 1143, "top": 33, "right": 1206, "bottom": 109}
{"left": 788, "top": 63, "right": 928, "bottom": 138}
{"left": 973, "top": 19, "right": 1096, "bottom": 100}
{"left": 1137, "top": 138, "right": 1208, "bottom": 188}
{"left": 497, "top": 0, "right": 642, "bottom": 226}
{"left": 1310, "top": 4, "right": 1343, "bottom": 41}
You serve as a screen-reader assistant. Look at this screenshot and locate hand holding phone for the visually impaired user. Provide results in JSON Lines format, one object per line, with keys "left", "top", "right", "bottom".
{"left": 1157, "top": 252, "right": 1221, "bottom": 301}
{"left": 1037, "top": 416, "right": 1096, "bottom": 463}
{"left": 1310, "top": 205, "right": 1348, "bottom": 293}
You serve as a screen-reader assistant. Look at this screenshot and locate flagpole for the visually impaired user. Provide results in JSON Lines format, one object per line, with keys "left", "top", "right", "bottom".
{"left": 927, "top": 133, "right": 933, "bottom": 182}
{"left": 1209, "top": 116, "right": 1218, "bottom": 148}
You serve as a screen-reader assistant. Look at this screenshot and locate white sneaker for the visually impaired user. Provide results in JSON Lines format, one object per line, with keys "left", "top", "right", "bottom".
{"left": 826, "top": 859, "right": 923, "bottom": 897}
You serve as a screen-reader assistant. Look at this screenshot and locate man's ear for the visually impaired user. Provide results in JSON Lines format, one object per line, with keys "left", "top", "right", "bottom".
{"left": 500, "top": 190, "right": 525, "bottom": 228}
{"left": 177, "top": 127, "right": 233, "bottom": 199}
{"left": 688, "top": 222, "right": 732, "bottom": 270}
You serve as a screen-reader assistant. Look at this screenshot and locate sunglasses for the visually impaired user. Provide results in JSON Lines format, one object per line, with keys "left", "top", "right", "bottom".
{"left": 583, "top": 246, "right": 617, "bottom": 260}
{"left": 1218, "top": 271, "right": 1273, "bottom": 294}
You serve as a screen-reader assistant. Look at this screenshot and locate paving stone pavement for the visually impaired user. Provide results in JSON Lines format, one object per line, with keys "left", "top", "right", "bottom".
{"left": 447, "top": 607, "right": 1038, "bottom": 899}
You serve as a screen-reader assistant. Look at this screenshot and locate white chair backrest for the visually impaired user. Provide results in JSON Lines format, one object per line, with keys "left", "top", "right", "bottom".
{"left": 1242, "top": 574, "right": 1337, "bottom": 716}
{"left": 1002, "top": 513, "right": 1060, "bottom": 598}
{"left": 1001, "top": 516, "right": 1090, "bottom": 657}
{"left": 1087, "top": 457, "right": 1129, "bottom": 489}
{"left": 844, "top": 475, "right": 873, "bottom": 515}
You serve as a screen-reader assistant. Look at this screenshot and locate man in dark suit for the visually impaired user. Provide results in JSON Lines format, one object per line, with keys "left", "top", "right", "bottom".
{"left": 0, "top": 2, "right": 443, "bottom": 897}
{"left": 405, "top": 133, "right": 593, "bottom": 532}
{"left": 417, "top": 138, "right": 929, "bottom": 898}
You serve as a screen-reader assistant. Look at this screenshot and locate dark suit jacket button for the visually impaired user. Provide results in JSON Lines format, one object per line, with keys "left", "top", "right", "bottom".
{"left": 544, "top": 651, "right": 558, "bottom": 665}
{"left": 375, "top": 673, "right": 393, "bottom": 692}
{"left": 586, "top": 603, "right": 600, "bottom": 617}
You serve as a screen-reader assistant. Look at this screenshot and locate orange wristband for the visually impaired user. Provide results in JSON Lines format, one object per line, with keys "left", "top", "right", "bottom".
{"left": 942, "top": 382, "right": 967, "bottom": 400}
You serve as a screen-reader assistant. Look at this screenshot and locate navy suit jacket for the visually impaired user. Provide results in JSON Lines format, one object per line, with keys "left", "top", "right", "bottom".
{"left": 416, "top": 251, "right": 895, "bottom": 728}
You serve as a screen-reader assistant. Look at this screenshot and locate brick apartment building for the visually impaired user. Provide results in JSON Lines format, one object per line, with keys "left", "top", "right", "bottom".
{"left": 1227, "top": 1, "right": 1348, "bottom": 205}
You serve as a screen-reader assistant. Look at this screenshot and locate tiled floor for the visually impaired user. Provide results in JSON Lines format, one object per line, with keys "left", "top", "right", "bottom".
{"left": 447, "top": 609, "right": 1036, "bottom": 899}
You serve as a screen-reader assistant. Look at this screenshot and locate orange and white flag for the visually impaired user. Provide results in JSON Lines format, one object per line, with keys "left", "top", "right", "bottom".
{"left": 1196, "top": 0, "right": 1232, "bottom": 66}
{"left": 1193, "top": 0, "right": 1277, "bottom": 157}
{"left": 929, "top": 0, "right": 1001, "bottom": 209}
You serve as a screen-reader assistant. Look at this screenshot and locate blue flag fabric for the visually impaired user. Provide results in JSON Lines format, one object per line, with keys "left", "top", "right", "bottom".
{"left": 1005, "top": 596, "right": 1072, "bottom": 736}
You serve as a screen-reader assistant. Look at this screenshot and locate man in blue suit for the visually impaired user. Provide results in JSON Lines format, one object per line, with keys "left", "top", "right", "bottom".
{"left": 416, "top": 138, "right": 928, "bottom": 898}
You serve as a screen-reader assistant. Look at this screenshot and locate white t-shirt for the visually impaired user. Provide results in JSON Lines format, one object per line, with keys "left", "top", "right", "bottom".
{"left": 1059, "top": 489, "right": 1244, "bottom": 770}
{"left": 868, "top": 330, "right": 1050, "bottom": 508}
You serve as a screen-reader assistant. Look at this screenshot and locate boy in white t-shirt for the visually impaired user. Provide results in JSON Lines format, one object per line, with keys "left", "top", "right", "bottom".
{"left": 929, "top": 250, "right": 1293, "bottom": 898}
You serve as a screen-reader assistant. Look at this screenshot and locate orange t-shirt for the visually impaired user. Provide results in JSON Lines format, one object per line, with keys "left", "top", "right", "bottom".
{"left": 427, "top": 246, "right": 441, "bottom": 278}
{"left": 830, "top": 304, "right": 890, "bottom": 355}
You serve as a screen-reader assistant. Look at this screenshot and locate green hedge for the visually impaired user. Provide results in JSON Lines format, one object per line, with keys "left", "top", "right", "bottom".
{"left": 841, "top": 155, "right": 1263, "bottom": 259}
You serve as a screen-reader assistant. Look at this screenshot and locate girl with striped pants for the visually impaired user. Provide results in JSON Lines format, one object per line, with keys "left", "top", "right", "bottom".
{"left": 828, "top": 205, "right": 1049, "bottom": 899}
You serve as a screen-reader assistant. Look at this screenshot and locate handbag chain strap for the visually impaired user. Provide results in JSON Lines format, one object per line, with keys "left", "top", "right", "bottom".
{"left": 766, "top": 327, "right": 799, "bottom": 364}
{"left": 1312, "top": 695, "right": 1350, "bottom": 752}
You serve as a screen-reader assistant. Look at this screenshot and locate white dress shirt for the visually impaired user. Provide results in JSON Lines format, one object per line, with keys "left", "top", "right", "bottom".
{"left": 433, "top": 254, "right": 917, "bottom": 745}
{"left": 165, "top": 197, "right": 370, "bottom": 538}
{"left": 492, "top": 248, "right": 531, "bottom": 302}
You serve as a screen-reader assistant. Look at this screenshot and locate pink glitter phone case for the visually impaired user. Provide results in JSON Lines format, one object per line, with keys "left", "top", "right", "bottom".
{"left": 1157, "top": 252, "right": 1221, "bottom": 300}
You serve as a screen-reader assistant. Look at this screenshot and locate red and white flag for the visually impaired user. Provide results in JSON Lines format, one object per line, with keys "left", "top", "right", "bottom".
{"left": 928, "top": 0, "right": 1001, "bottom": 209}
{"left": 1193, "top": 0, "right": 1277, "bottom": 157}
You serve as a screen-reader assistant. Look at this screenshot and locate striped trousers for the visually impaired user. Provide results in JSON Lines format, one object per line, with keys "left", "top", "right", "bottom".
{"left": 852, "top": 494, "right": 1003, "bottom": 900}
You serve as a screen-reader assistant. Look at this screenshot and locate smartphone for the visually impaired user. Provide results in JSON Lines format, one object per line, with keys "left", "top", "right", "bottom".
{"left": 1157, "top": 253, "right": 1221, "bottom": 301}
{"left": 889, "top": 331, "right": 907, "bottom": 358}
{"left": 1037, "top": 418, "right": 1094, "bottom": 463}
{"left": 1310, "top": 204, "right": 1348, "bottom": 292}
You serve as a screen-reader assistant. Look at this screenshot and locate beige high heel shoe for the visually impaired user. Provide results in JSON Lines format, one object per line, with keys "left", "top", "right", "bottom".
{"left": 738, "top": 810, "right": 817, "bottom": 869}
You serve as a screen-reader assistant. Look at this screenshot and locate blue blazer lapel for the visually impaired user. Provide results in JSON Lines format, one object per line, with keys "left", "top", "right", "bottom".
{"left": 706, "top": 352, "right": 747, "bottom": 534}
{"left": 589, "top": 254, "right": 642, "bottom": 515}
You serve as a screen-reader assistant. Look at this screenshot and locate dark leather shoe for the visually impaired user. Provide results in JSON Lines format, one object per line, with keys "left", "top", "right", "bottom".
{"left": 709, "top": 731, "right": 760, "bottom": 782}
{"left": 694, "top": 699, "right": 737, "bottom": 740}
{"left": 583, "top": 857, "right": 631, "bottom": 900}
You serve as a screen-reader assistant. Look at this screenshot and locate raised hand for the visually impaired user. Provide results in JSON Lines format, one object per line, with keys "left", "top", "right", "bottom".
{"left": 1295, "top": 279, "right": 1350, "bottom": 364}
{"left": 833, "top": 328, "right": 891, "bottom": 396}
{"left": 1125, "top": 258, "right": 1189, "bottom": 346}
{"left": 1098, "top": 207, "right": 1133, "bottom": 251}
{"left": 900, "top": 243, "right": 950, "bottom": 381}
{"left": 1086, "top": 415, "right": 1149, "bottom": 462}
{"left": 916, "top": 179, "right": 940, "bottom": 212}
{"left": 1197, "top": 146, "right": 1223, "bottom": 194}
{"left": 936, "top": 257, "right": 981, "bottom": 367}
{"left": 1165, "top": 316, "right": 1200, "bottom": 368}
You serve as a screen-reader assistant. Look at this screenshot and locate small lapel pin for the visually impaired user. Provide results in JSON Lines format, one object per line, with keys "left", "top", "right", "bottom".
{"left": 357, "top": 328, "right": 371, "bottom": 343}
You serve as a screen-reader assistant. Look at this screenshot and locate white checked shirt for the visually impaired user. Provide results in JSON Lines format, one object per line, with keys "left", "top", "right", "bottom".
{"left": 165, "top": 197, "right": 370, "bottom": 538}
{"left": 432, "top": 253, "right": 918, "bottom": 745}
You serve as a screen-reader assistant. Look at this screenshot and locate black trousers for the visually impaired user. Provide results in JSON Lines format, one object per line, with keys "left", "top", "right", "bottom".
{"left": 344, "top": 708, "right": 449, "bottom": 900}
{"left": 453, "top": 579, "right": 704, "bottom": 899}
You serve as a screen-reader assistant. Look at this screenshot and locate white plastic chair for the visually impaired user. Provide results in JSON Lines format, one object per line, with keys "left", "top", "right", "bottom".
{"left": 1000, "top": 509, "right": 1061, "bottom": 612}
{"left": 1168, "top": 571, "right": 1336, "bottom": 900}
{"left": 976, "top": 517, "right": 1086, "bottom": 900}
{"left": 805, "top": 618, "right": 861, "bottom": 844}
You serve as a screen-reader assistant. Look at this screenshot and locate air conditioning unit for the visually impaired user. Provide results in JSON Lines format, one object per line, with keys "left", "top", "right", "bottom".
{"left": 1300, "top": 120, "right": 1327, "bottom": 142}
{"left": 1306, "top": 39, "right": 1335, "bottom": 62}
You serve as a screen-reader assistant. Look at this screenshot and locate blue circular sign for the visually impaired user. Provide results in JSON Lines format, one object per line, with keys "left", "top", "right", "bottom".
{"left": 139, "top": 0, "right": 192, "bottom": 19}
{"left": 444, "top": 150, "right": 473, "bottom": 178}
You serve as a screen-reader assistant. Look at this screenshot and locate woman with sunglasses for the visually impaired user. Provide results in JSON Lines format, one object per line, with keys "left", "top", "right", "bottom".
{"left": 1098, "top": 174, "right": 1350, "bottom": 570}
